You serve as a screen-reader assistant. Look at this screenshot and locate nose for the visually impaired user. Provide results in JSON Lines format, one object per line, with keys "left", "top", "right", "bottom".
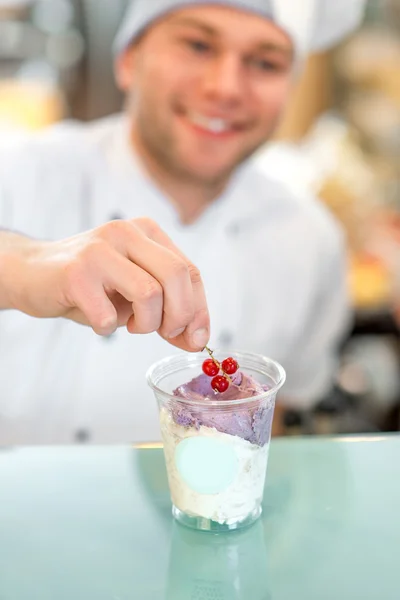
{"left": 202, "top": 54, "right": 244, "bottom": 107}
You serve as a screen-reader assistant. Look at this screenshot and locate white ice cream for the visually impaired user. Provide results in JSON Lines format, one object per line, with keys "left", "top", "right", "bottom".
{"left": 160, "top": 408, "right": 269, "bottom": 525}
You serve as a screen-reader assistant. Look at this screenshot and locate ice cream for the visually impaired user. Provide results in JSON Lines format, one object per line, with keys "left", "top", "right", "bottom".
{"left": 172, "top": 371, "right": 274, "bottom": 446}
{"left": 158, "top": 367, "right": 275, "bottom": 527}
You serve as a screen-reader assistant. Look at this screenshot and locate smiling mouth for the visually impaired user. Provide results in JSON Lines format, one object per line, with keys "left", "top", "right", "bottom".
{"left": 187, "top": 111, "right": 231, "bottom": 133}
{"left": 181, "top": 110, "right": 246, "bottom": 135}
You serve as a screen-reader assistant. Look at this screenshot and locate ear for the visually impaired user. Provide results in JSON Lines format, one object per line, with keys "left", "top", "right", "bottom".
{"left": 114, "top": 47, "right": 136, "bottom": 91}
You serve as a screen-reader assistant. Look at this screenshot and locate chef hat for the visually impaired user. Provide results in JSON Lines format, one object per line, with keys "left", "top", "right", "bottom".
{"left": 114, "top": 0, "right": 367, "bottom": 58}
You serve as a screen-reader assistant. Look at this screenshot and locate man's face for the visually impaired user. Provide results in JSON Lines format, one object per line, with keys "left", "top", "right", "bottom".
{"left": 116, "top": 5, "right": 294, "bottom": 185}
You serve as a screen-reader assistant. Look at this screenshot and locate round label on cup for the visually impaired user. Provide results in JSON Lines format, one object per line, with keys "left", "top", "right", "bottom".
{"left": 175, "top": 437, "right": 238, "bottom": 495}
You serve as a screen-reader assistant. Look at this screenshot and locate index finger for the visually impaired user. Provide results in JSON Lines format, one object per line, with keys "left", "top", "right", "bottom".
{"left": 133, "top": 218, "right": 210, "bottom": 351}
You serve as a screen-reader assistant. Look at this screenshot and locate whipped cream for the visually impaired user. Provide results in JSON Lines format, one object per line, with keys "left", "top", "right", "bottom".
{"left": 160, "top": 408, "right": 269, "bottom": 525}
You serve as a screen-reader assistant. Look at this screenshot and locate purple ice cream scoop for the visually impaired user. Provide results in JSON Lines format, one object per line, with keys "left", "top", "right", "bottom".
{"left": 172, "top": 371, "right": 274, "bottom": 446}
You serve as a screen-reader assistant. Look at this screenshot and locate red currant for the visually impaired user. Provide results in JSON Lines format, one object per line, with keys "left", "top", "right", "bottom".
{"left": 211, "top": 375, "right": 229, "bottom": 393}
{"left": 202, "top": 359, "right": 219, "bottom": 377}
{"left": 221, "top": 357, "right": 239, "bottom": 375}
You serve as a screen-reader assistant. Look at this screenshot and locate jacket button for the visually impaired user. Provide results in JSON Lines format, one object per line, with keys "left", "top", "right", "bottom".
{"left": 218, "top": 330, "right": 233, "bottom": 346}
{"left": 227, "top": 223, "right": 241, "bottom": 237}
{"left": 109, "top": 213, "right": 123, "bottom": 221}
{"left": 75, "top": 429, "right": 91, "bottom": 443}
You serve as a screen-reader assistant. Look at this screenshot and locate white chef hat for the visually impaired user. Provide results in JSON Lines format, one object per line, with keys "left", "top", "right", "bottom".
{"left": 113, "top": 0, "right": 367, "bottom": 58}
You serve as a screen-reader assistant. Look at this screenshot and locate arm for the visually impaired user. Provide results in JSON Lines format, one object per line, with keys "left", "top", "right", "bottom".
{"left": 0, "top": 230, "right": 37, "bottom": 309}
{"left": 0, "top": 135, "right": 209, "bottom": 351}
{"left": 0, "top": 219, "right": 210, "bottom": 352}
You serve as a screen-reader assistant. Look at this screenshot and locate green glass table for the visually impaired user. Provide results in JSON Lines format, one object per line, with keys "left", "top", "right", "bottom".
{"left": 0, "top": 435, "right": 399, "bottom": 599}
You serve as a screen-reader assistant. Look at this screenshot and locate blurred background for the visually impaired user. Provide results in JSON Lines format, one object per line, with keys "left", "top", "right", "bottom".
{"left": 1, "top": 0, "right": 400, "bottom": 436}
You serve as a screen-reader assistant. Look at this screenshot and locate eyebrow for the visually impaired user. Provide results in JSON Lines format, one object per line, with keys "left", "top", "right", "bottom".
{"left": 171, "top": 16, "right": 217, "bottom": 36}
{"left": 257, "top": 42, "right": 294, "bottom": 60}
{"left": 170, "top": 16, "right": 294, "bottom": 60}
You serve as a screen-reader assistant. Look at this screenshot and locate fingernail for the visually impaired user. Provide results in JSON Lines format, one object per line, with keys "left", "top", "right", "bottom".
{"left": 191, "top": 328, "right": 209, "bottom": 349}
{"left": 100, "top": 317, "right": 117, "bottom": 336}
{"left": 168, "top": 327, "right": 186, "bottom": 339}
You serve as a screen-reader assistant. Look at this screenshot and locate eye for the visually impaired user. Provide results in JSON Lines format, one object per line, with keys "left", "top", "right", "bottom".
{"left": 248, "top": 57, "right": 284, "bottom": 73}
{"left": 186, "top": 39, "right": 211, "bottom": 54}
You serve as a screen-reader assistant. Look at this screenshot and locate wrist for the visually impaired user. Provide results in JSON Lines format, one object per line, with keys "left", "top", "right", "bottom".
{"left": 0, "top": 250, "right": 20, "bottom": 310}
{"left": 0, "top": 235, "right": 43, "bottom": 311}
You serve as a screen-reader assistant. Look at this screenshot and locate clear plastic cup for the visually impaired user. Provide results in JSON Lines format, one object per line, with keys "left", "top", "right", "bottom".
{"left": 146, "top": 350, "right": 286, "bottom": 532}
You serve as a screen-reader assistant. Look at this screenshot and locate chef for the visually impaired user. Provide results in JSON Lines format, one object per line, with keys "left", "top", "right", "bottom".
{"left": 0, "top": 0, "right": 366, "bottom": 444}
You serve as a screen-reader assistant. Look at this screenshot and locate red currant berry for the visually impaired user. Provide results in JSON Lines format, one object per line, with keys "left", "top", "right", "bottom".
{"left": 202, "top": 359, "right": 219, "bottom": 377}
{"left": 221, "top": 357, "right": 239, "bottom": 375}
{"left": 211, "top": 375, "right": 230, "bottom": 393}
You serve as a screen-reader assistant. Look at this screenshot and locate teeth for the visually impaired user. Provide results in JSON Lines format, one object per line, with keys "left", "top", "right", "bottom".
{"left": 188, "top": 112, "right": 230, "bottom": 133}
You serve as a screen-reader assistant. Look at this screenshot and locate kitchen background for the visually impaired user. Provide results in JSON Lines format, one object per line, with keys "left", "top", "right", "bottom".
{"left": 1, "top": 0, "right": 400, "bottom": 435}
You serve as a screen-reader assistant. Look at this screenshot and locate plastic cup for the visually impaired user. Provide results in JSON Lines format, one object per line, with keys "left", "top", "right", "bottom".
{"left": 146, "top": 350, "right": 286, "bottom": 532}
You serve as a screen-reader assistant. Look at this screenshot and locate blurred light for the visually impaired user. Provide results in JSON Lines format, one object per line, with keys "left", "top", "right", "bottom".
{"left": 0, "top": 21, "right": 45, "bottom": 58}
{"left": 46, "top": 29, "right": 84, "bottom": 69}
{"left": 0, "top": 0, "right": 35, "bottom": 7}
{"left": 32, "top": 0, "right": 74, "bottom": 35}
{"left": 0, "top": 78, "right": 65, "bottom": 130}
{"left": 133, "top": 443, "right": 163, "bottom": 449}
{"left": 17, "top": 58, "right": 58, "bottom": 85}
{"left": 337, "top": 362, "right": 370, "bottom": 396}
{"left": 0, "top": 22, "right": 25, "bottom": 54}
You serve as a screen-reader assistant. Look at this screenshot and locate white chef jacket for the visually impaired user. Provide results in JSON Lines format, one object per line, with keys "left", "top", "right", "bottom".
{"left": 0, "top": 114, "right": 350, "bottom": 445}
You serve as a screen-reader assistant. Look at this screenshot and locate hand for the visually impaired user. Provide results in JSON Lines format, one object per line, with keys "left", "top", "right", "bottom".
{"left": 12, "top": 218, "right": 210, "bottom": 351}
